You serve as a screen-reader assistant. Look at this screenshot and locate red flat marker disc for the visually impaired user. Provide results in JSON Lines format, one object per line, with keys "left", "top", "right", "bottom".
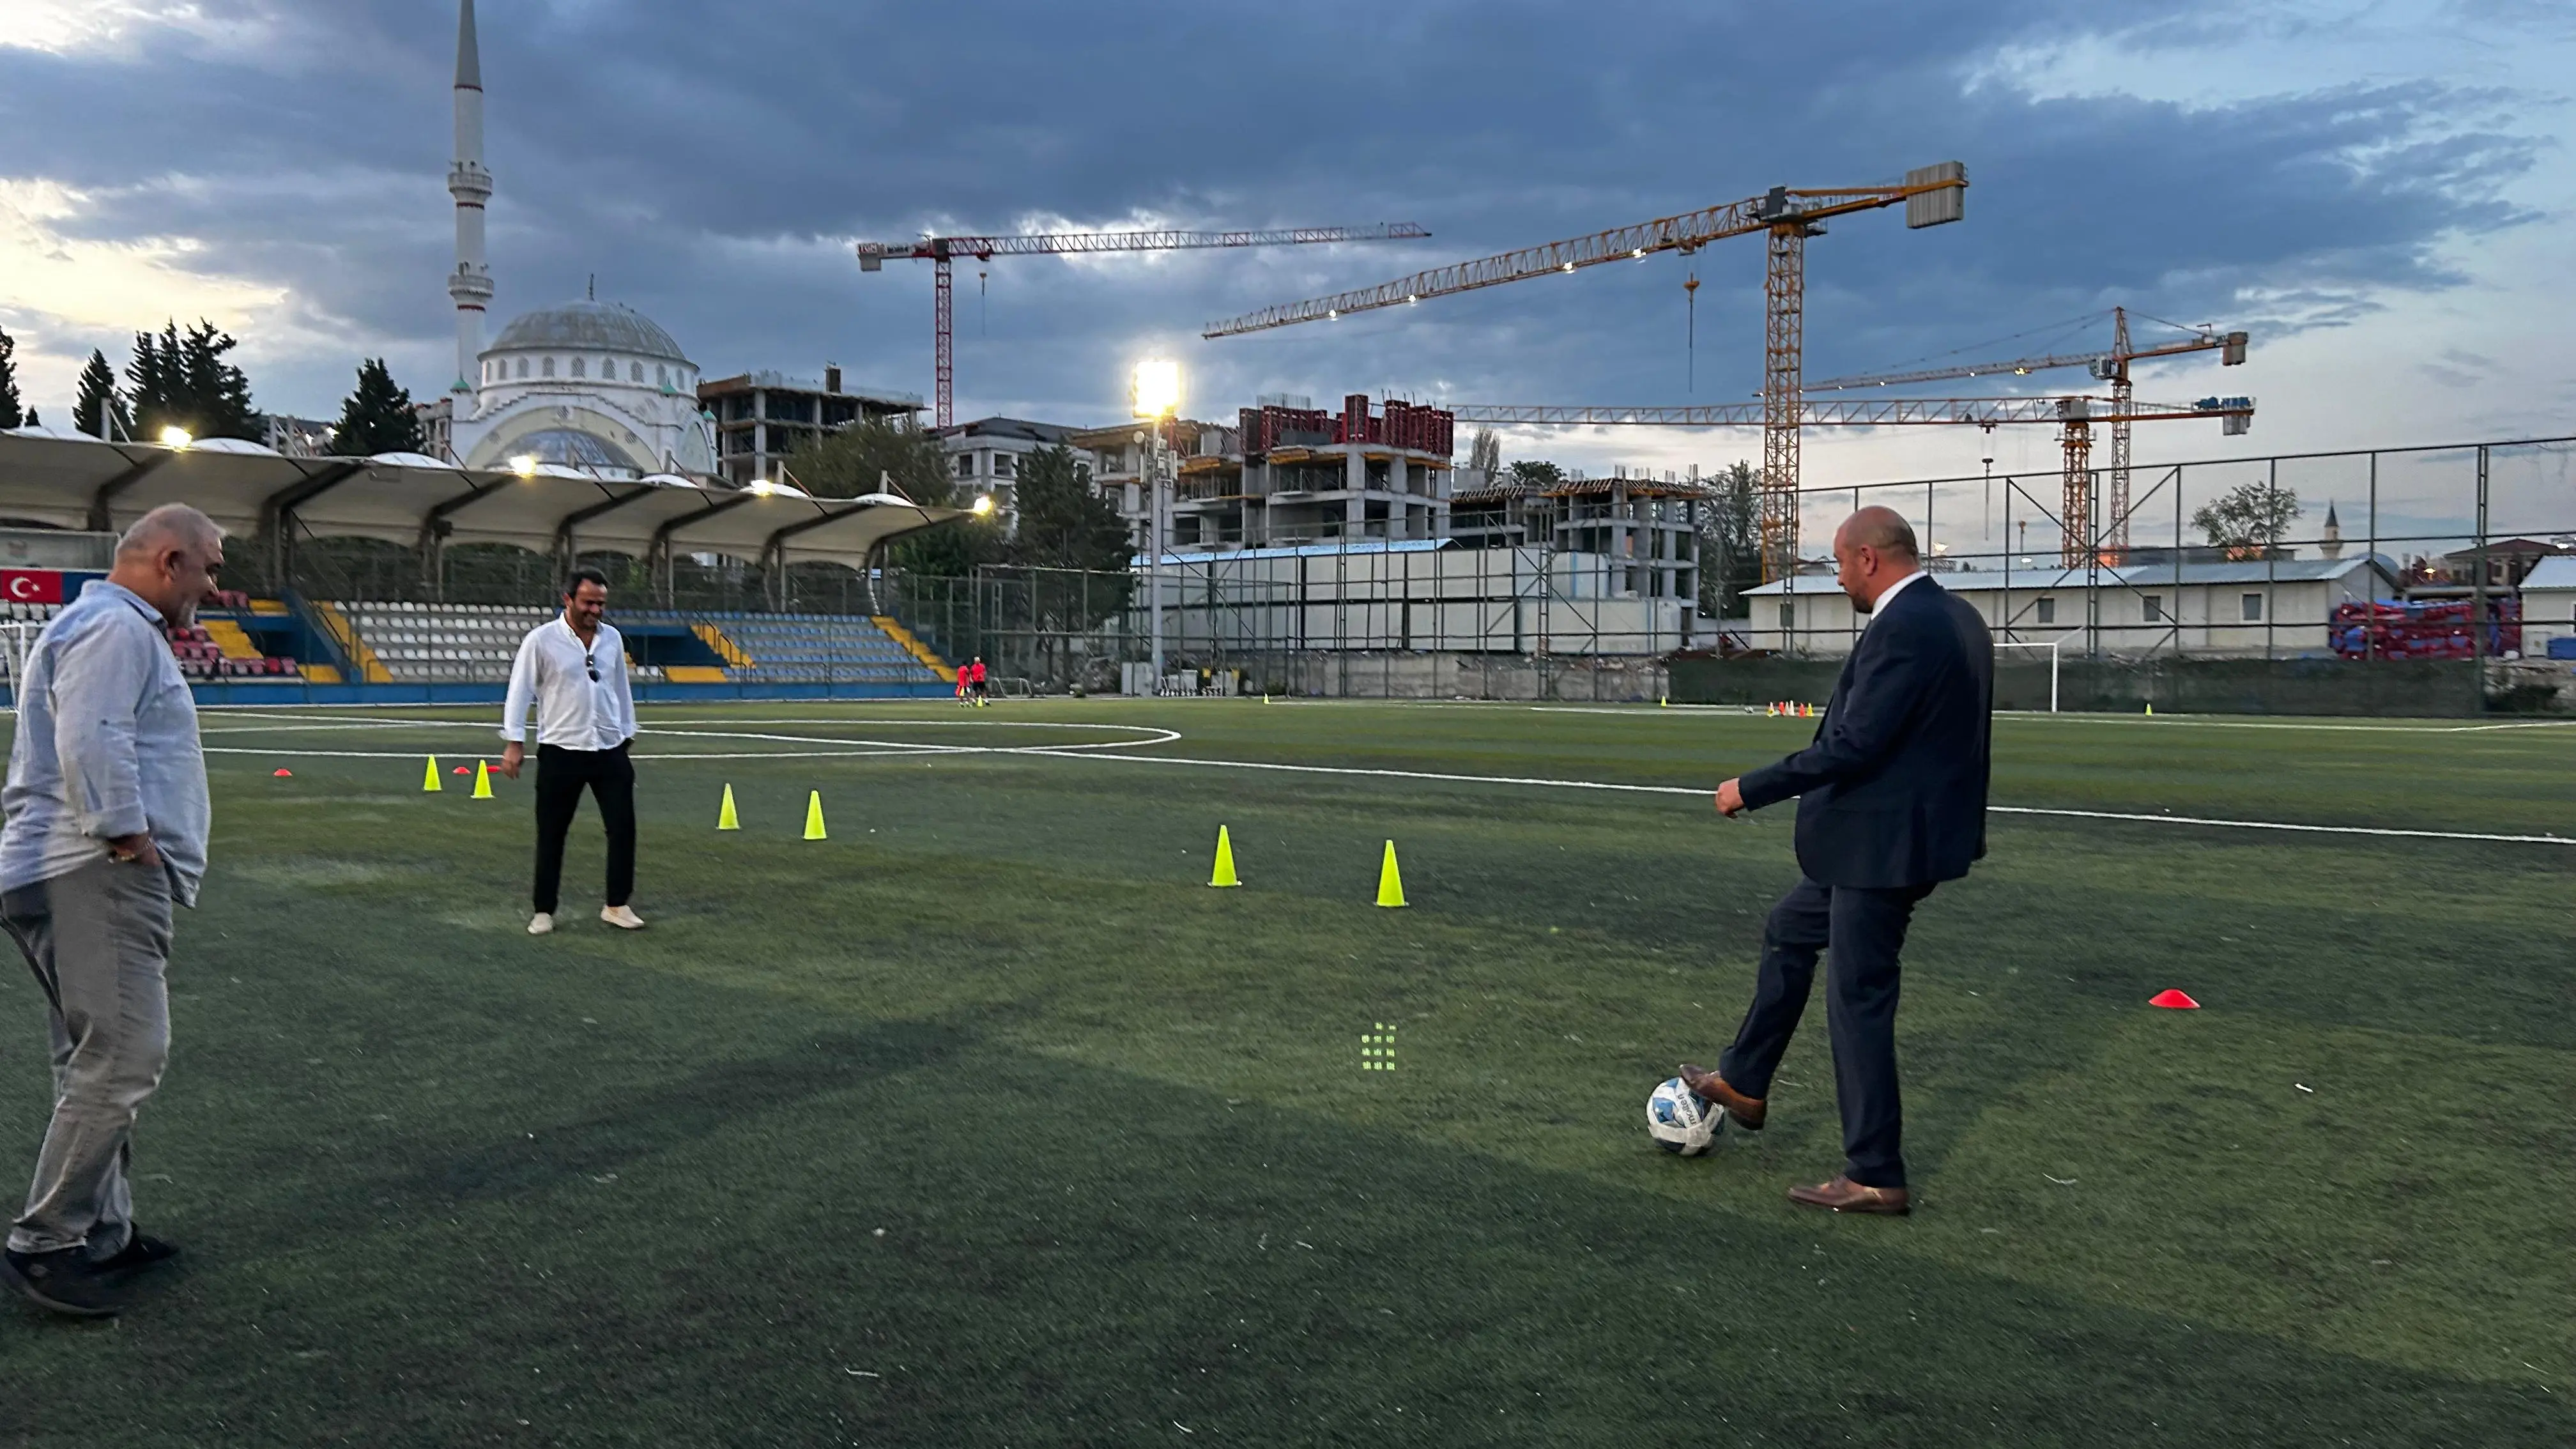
{"left": 2149, "top": 989, "right": 2200, "bottom": 1009}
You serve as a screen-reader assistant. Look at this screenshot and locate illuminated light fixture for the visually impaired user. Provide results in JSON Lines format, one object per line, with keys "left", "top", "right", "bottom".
{"left": 747, "top": 478, "right": 776, "bottom": 496}
{"left": 972, "top": 494, "right": 996, "bottom": 516}
{"left": 1631, "top": 249, "right": 1645, "bottom": 259}
{"left": 1131, "top": 358, "right": 1182, "bottom": 420}
{"left": 1561, "top": 262, "right": 1575, "bottom": 273}
{"left": 1405, "top": 294, "right": 1417, "bottom": 304}
{"left": 1328, "top": 309, "right": 1339, "bottom": 319}
{"left": 2014, "top": 367, "right": 2029, "bottom": 375}
{"left": 507, "top": 454, "right": 538, "bottom": 477}
{"left": 159, "top": 425, "right": 192, "bottom": 450}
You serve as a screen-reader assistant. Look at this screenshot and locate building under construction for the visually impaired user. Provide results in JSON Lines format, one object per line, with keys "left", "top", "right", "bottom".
{"left": 1076, "top": 394, "right": 1455, "bottom": 555}
{"left": 1448, "top": 469, "right": 1709, "bottom": 606}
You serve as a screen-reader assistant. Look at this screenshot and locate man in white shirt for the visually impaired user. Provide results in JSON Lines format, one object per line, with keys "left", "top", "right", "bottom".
{"left": 498, "top": 569, "right": 642, "bottom": 935}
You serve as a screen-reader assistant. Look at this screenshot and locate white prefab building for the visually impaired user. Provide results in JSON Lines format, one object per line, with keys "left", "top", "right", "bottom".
{"left": 2520, "top": 555, "right": 2576, "bottom": 656}
{"left": 1147, "top": 539, "right": 1697, "bottom": 656}
{"left": 1742, "top": 555, "right": 2402, "bottom": 657}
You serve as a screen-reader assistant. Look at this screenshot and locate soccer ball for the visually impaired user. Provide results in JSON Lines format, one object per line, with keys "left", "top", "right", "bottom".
{"left": 1646, "top": 1076, "right": 1719, "bottom": 1156}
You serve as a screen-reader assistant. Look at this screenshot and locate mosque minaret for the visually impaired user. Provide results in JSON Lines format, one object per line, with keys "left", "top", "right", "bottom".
{"left": 445, "top": 0, "right": 493, "bottom": 395}
{"left": 440, "top": 1, "right": 716, "bottom": 478}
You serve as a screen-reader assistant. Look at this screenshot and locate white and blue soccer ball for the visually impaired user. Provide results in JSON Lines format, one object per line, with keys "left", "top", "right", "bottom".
{"left": 1646, "top": 1076, "right": 1719, "bottom": 1156}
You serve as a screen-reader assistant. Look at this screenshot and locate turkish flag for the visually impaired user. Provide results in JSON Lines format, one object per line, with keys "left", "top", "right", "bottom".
{"left": 0, "top": 571, "right": 63, "bottom": 604}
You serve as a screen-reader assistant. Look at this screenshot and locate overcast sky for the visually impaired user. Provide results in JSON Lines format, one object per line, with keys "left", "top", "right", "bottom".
{"left": 3, "top": 0, "right": 2571, "bottom": 544}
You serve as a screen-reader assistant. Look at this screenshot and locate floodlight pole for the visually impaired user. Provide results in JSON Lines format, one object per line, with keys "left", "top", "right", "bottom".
{"left": 1143, "top": 425, "right": 1169, "bottom": 688}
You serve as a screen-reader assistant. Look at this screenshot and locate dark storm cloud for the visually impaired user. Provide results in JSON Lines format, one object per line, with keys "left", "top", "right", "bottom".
{"left": 0, "top": 1, "right": 2546, "bottom": 421}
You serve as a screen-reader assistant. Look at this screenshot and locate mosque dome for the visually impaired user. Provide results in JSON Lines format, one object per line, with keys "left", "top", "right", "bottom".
{"left": 489, "top": 299, "right": 688, "bottom": 362}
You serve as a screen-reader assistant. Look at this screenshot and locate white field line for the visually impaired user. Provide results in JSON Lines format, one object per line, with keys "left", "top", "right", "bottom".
{"left": 206, "top": 747, "right": 957, "bottom": 762}
{"left": 1000, "top": 749, "right": 2576, "bottom": 848}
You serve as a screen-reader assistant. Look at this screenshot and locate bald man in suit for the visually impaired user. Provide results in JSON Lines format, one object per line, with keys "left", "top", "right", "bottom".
{"left": 1683, "top": 506, "right": 1993, "bottom": 1215}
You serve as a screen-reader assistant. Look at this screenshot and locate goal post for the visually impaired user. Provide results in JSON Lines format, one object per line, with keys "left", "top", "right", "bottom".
{"left": 1993, "top": 636, "right": 2065, "bottom": 713}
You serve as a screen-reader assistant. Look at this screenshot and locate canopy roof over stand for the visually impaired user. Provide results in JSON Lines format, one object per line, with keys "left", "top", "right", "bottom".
{"left": 0, "top": 429, "right": 962, "bottom": 578}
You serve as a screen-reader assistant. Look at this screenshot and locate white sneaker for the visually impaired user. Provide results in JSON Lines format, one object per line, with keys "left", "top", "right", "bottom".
{"left": 527, "top": 912, "right": 554, "bottom": 935}
{"left": 599, "top": 904, "right": 645, "bottom": 930}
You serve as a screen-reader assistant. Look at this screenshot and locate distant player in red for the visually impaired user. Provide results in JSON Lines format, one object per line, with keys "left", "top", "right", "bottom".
{"left": 954, "top": 667, "right": 969, "bottom": 705}
{"left": 969, "top": 656, "right": 989, "bottom": 705}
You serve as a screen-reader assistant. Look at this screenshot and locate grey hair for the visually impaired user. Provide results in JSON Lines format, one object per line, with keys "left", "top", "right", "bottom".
{"left": 116, "top": 503, "right": 224, "bottom": 560}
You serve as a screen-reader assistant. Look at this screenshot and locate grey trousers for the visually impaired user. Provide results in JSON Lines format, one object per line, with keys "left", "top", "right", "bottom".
{"left": 3, "top": 857, "right": 174, "bottom": 1258}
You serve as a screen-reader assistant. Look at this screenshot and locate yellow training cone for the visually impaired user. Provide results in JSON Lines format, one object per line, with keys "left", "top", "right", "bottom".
{"left": 717, "top": 783, "right": 740, "bottom": 831}
{"left": 471, "top": 759, "right": 494, "bottom": 799}
{"left": 803, "top": 790, "right": 827, "bottom": 841}
{"left": 1209, "top": 825, "right": 1241, "bottom": 888}
{"left": 1374, "top": 839, "right": 1407, "bottom": 908}
{"left": 2144, "top": 702, "right": 2154, "bottom": 716}
{"left": 422, "top": 755, "right": 442, "bottom": 792}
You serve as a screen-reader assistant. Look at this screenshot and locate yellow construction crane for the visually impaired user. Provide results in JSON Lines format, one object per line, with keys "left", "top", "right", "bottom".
{"left": 1204, "top": 164, "right": 1968, "bottom": 581}
{"left": 1807, "top": 308, "right": 2249, "bottom": 561}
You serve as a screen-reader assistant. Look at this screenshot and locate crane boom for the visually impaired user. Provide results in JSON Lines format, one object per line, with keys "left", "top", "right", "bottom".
{"left": 856, "top": 222, "right": 1429, "bottom": 266}
{"left": 1448, "top": 396, "right": 2250, "bottom": 428}
{"left": 857, "top": 222, "right": 1430, "bottom": 426}
{"left": 1807, "top": 328, "right": 2246, "bottom": 392}
{"left": 1800, "top": 309, "right": 2248, "bottom": 559}
{"left": 1200, "top": 180, "right": 1962, "bottom": 339}
{"left": 1199, "top": 162, "right": 1966, "bottom": 585}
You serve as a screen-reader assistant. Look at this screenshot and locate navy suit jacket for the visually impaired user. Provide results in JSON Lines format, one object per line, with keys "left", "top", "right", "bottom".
{"left": 1738, "top": 576, "right": 1993, "bottom": 889}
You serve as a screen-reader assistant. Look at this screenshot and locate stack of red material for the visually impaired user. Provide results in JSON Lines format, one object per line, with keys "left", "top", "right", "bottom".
{"left": 2329, "top": 599, "right": 2521, "bottom": 659}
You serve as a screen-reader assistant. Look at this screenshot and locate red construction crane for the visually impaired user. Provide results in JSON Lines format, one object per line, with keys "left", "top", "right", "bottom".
{"left": 1448, "top": 392, "right": 2255, "bottom": 565}
{"left": 1203, "top": 164, "right": 1968, "bottom": 581}
{"left": 856, "top": 223, "right": 1430, "bottom": 427}
{"left": 1806, "top": 308, "right": 2250, "bottom": 560}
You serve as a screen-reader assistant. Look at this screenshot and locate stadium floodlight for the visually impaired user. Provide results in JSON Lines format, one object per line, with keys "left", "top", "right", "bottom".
{"left": 158, "top": 426, "right": 192, "bottom": 450}
{"left": 972, "top": 494, "right": 995, "bottom": 516}
{"left": 508, "top": 454, "right": 537, "bottom": 477}
{"left": 1131, "top": 358, "right": 1182, "bottom": 420}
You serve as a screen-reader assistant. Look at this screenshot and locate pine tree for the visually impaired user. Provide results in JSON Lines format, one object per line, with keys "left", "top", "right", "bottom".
{"left": 73, "top": 349, "right": 130, "bottom": 440}
{"left": 328, "top": 358, "right": 424, "bottom": 456}
{"left": 126, "top": 319, "right": 257, "bottom": 441}
{"left": 0, "top": 325, "right": 22, "bottom": 429}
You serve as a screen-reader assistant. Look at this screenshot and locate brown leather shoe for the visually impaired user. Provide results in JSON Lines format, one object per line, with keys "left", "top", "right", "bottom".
{"left": 1676, "top": 1063, "right": 1765, "bottom": 1131}
{"left": 1786, "top": 1176, "right": 1910, "bottom": 1215}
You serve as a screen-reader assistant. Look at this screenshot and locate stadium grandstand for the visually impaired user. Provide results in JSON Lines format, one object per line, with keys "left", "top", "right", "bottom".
{"left": 0, "top": 427, "right": 965, "bottom": 703}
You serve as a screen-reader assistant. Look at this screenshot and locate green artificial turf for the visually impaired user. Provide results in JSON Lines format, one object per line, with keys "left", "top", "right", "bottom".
{"left": 0, "top": 700, "right": 2567, "bottom": 1446}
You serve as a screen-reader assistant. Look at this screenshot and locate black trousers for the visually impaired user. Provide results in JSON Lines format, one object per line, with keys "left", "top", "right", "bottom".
{"left": 1719, "top": 876, "right": 1934, "bottom": 1189}
{"left": 532, "top": 742, "right": 635, "bottom": 915}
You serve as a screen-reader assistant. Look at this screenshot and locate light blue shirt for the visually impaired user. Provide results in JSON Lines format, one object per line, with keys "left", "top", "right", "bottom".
{"left": 1, "top": 580, "right": 210, "bottom": 906}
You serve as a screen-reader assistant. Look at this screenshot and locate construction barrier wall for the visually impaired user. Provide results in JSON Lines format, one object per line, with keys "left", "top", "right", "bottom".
{"left": 1669, "top": 655, "right": 2498, "bottom": 716}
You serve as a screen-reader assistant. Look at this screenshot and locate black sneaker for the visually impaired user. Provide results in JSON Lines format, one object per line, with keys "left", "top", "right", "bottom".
{"left": 2, "top": 1247, "right": 123, "bottom": 1317}
{"left": 93, "top": 1231, "right": 180, "bottom": 1275}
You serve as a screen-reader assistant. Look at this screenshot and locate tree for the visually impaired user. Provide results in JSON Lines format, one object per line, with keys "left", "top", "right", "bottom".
{"left": 1466, "top": 427, "right": 1500, "bottom": 474}
{"left": 1010, "top": 446, "right": 1128, "bottom": 574}
{"left": 126, "top": 319, "right": 257, "bottom": 442}
{"left": 73, "top": 349, "right": 130, "bottom": 440}
{"left": 1698, "top": 459, "right": 1762, "bottom": 618}
{"left": 328, "top": 358, "right": 424, "bottom": 456}
{"left": 1507, "top": 458, "right": 1565, "bottom": 488}
{"left": 0, "top": 325, "right": 21, "bottom": 429}
{"left": 1004, "top": 444, "right": 1135, "bottom": 682}
{"left": 2191, "top": 479, "right": 2301, "bottom": 560}
{"left": 785, "top": 413, "right": 950, "bottom": 501}
{"left": 785, "top": 415, "right": 998, "bottom": 577}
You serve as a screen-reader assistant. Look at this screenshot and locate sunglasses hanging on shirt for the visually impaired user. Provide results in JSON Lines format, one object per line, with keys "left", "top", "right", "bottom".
{"left": 585, "top": 651, "right": 598, "bottom": 682}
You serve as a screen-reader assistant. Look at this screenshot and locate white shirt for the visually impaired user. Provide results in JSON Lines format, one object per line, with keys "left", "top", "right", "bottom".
{"left": 502, "top": 617, "right": 636, "bottom": 750}
{"left": 1866, "top": 569, "right": 1930, "bottom": 627}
